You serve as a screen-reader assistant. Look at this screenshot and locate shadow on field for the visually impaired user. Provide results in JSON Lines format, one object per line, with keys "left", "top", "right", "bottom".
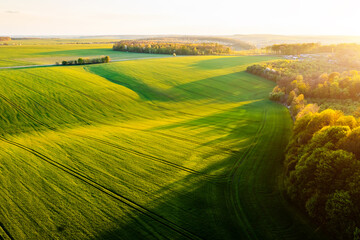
{"left": 90, "top": 148, "right": 246, "bottom": 240}
{"left": 89, "top": 102, "right": 267, "bottom": 240}
{"left": 87, "top": 67, "right": 270, "bottom": 103}
{"left": 90, "top": 100, "right": 321, "bottom": 240}
{"left": 151, "top": 101, "right": 261, "bottom": 137}
{"left": 166, "top": 72, "right": 263, "bottom": 102}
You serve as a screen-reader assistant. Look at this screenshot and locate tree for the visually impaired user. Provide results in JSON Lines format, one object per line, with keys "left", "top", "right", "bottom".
{"left": 296, "top": 104, "right": 319, "bottom": 120}
{"left": 303, "top": 109, "right": 343, "bottom": 143}
{"left": 315, "top": 150, "right": 357, "bottom": 193}
{"left": 287, "top": 90, "right": 296, "bottom": 106}
{"left": 328, "top": 72, "right": 340, "bottom": 82}
{"left": 307, "top": 126, "right": 350, "bottom": 152}
{"left": 0, "top": 37, "right": 11, "bottom": 41}
{"left": 325, "top": 191, "right": 355, "bottom": 238}
{"left": 339, "top": 127, "right": 360, "bottom": 158}
{"left": 291, "top": 94, "right": 305, "bottom": 118}
{"left": 335, "top": 116, "right": 358, "bottom": 129}
{"left": 269, "top": 86, "right": 285, "bottom": 102}
{"left": 319, "top": 73, "right": 329, "bottom": 83}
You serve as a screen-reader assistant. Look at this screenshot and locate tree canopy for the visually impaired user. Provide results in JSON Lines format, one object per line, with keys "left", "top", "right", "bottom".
{"left": 113, "top": 41, "right": 232, "bottom": 55}
{"left": 59, "top": 56, "right": 110, "bottom": 66}
{"left": 285, "top": 109, "right": 360, "bottom": 239}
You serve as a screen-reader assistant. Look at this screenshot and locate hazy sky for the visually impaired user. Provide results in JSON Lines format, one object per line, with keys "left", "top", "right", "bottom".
{"left": 1, "top": 0, "right": 359, "bottom": 36}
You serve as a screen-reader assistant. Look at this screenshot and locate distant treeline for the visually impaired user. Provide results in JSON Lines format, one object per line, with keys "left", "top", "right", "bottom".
{"left": 12, "top": 38, "right": 60, "bottom": 40}
{"left": 142, "top": 36, "right": 256, "bottom": 50}
{"left": 0, "top": 37, "right": 11, "bottom": 41}
{"left": 113, "top": 41, "right": 232, "bottom": 55}
{"left": 265, "top": 43, "right": 360, "bottom": 57}
{"left": 59, "top": 56, "right": 110, "bottom": 65}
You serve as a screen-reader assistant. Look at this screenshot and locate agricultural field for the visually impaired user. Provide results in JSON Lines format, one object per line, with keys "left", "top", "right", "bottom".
{"left": 0, "top": 41, "right": 165, "bottom": 67}
{"left": 0, "top": 54, "right": 320, "bottom": 239}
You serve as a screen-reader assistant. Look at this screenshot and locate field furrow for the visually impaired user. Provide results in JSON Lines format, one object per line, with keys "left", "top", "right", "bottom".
{"left": 0, "top": 55, "right": 319, "bottom": 239}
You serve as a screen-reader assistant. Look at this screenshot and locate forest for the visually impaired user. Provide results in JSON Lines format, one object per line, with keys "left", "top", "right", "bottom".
{"left": 285, "top": 108, "right": 360, "bottom": 240}
{"left": 113, "top": 40, "right": 232, "bottom": 55}
{"left": 247, "top": 60, "right": 360, "bottom": 107}
{"left": 247, "top": 54, "right": 360, "bottom": 239}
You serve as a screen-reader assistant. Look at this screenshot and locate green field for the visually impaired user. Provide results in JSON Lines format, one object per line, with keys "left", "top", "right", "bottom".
{"left": 0, "top": 54, "right": 320, "bottom": 239}
{"left": 0, "top": 43, "right": 166, "bottom": 67}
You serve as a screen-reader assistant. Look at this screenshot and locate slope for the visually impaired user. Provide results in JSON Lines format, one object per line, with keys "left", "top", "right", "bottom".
{"left": 0, "top": 55, "right": 320, "bottom": 239}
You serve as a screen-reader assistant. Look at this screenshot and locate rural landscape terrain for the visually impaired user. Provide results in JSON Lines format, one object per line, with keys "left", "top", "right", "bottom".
{"left": 2, "top": 0, "right": 360, "bottom": 239}
{"left": 0, "top": 39, "right": 323, "bottom": 240}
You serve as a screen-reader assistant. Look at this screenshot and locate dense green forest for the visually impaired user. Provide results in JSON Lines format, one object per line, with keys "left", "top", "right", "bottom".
{"left": 285, "top": 108, "right": 360, "bottom": 239}
{"left": 248, "top": 56, "right": 360, "bottom": 239}
{"left": 113, "top": 40, "right": 232, "bottom": 55}
{"left": 247, "top": 59, "right": 360, "bottom": 116}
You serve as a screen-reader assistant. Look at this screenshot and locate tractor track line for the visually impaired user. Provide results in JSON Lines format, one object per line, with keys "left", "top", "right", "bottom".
{"left": 228, "top": 109, "right": 268, "bottom": 177}
{"left": 0, "top": 222, "right": 15, "bottom": 240}
{"left": 77, "top": 135, "right": 224, "bottom": 182}
{"left": 22, "top": 70, "right": 250, "bottom": 123}
{"left": 0, "top": 89, "right": 234, "bottom": 177}
{"left": 0, "top": 93, "right": 223, "bottom": 179}
{"left": 226, "top": 109, "right": 268, "bottom": 240}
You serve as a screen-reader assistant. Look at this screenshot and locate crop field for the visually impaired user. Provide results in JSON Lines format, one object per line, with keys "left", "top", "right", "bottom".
{"left": 0, "top": 54, "right": 319, "bottom": 239}
{"left": 0, "top": 43, "right": 165, "bottom": 67}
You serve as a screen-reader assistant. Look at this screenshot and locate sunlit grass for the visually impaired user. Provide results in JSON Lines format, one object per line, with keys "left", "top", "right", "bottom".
{"left": 0, "top": 55, "right": 303, "bottom": 239}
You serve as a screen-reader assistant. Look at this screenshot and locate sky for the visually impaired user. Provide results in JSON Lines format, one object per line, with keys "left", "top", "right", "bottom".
{"left": 1, "top": 0, "right": 360, "bottom": 36}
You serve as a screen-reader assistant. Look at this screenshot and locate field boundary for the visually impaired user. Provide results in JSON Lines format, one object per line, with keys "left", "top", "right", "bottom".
{"left": 0, "top": 56, "right": 175, "bottom": 70}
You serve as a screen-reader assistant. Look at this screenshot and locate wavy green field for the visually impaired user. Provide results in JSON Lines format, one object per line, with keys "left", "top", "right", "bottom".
{"left": 0, "top": 55, "right": 319, "bottom": 239}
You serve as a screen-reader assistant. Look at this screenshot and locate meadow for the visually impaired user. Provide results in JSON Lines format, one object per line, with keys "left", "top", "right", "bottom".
{"left": 0, "top": 42, "right": 165, "bottom": 67}
{"left": 0, "top": 52, "right": 320, "bottom": 239}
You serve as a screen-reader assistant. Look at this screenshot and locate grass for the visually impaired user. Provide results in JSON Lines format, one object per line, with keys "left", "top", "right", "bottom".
{"left": 0, "top": 43, "right": 166, "bottom": 67}
{"left": 0, "top": 54, "right": 321, "bottom": 239}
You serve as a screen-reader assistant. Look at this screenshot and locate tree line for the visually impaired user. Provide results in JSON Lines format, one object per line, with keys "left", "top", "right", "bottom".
{"left": 59, "top": 56, "right": 110, "bottom": 66}
{"left": 265, "top": 43, "right": 321, "bottom": 55}
{"left": 0, "top": 37, "right": 11, "bottom": 41}
{"left": 113, "top": 41, "right": 232, "bottom": 55}
{"left": 265, "top": 43, "right": 360, "bottom": 59}
{"left": 247, "top": 58, "right": 360, "bottom": 238}
{"left": 247, "top": 60, "right": 360, "bottom": 118}
{"left": 285, "top": 108, "right": 360, "bottom": 239}
{"left": 142, "top": 36, "right": 256, "bottom": 50}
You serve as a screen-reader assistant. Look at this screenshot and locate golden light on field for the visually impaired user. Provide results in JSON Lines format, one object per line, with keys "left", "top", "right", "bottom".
{"left": 0, "top": 0, "right": 359, "bottom": 35}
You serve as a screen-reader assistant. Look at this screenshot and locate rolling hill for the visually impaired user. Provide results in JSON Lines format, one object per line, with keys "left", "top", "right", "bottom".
{"left": 0, "top": 55, "right": 320, "bottom": 239}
